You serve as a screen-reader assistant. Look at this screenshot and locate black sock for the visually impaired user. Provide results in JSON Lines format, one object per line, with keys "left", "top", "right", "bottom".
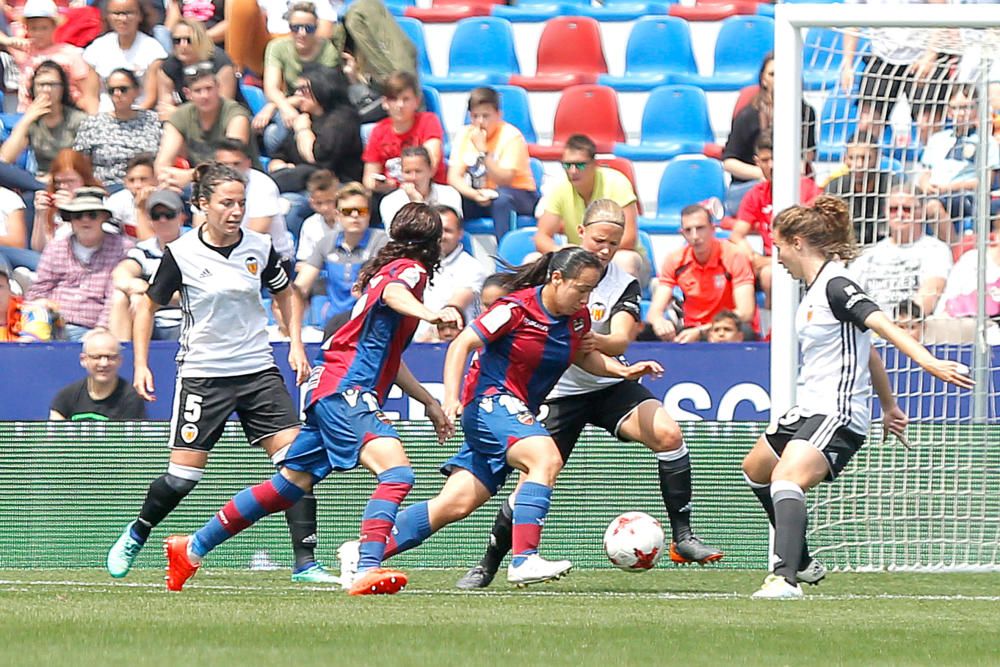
{"left": 284, "top": 493, "right": 318, "bottom": 571}
{"left": 657, "top": 448, "right": 693, "bottom": 543}
{"left": 135, "top": 473, "right": 198, "bottom": 543}
{"left": 479, "top": 498, "right": 513, "bottom": 573}
{"left": 772, "top": 482, "right": 808, "bottom": 586}
{"left": 747, "top": 475, "right": 812, "bottom": 569}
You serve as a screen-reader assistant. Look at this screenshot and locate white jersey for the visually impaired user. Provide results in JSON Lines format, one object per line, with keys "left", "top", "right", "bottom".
{"left": 148, "top": 228, "right": 290, "bottom": 378}
{"left": 547, "top": 262, "right": 642, "bottom": 399}
{"left": 795, "top": 261, "right": 881, "bottom": 436}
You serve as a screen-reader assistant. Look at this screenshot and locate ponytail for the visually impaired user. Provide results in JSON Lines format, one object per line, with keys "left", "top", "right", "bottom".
{"left": 495, "top": 246, "right": 602, "bottom": 292}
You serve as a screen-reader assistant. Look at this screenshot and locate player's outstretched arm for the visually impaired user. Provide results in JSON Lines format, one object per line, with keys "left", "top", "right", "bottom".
{"left": 132, "top": 295, "right": 158, "bottom": 402}
{"left": 574, "top": 350, "right": 664, "bottom": 381}
{"left": 397, "top": 362, "right": 454, "bottom": 443}
{"left": 442, "top": 327, "right": 484, "bottom": 422}
{"left": 864, "top": 311, "right": 975, "bottom": 389}
{"left": 869, "top": 347, "right": 909, "bottom": 446}
{"left": 383, "top": 282, "right": 462, "bottom": 328}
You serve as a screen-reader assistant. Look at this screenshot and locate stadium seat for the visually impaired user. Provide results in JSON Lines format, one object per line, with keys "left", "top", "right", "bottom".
{"left": 816, "top": 91, "right": 858, "bottom": 162}
{"left": 669, "top": 0, "right": 760, "bottom": 21}
{"left": 802, "top": 28, "right": 848, "bottom": 92}
{"left": 595, "top": 156, "right": 642, "bottom": 215}
{"left": 643, "top": 156, "right": 726, "bottom": 233}
{"left": 513, "top": 157, "right": 545, "bottom": 229}
{"left": 732, "top": 84, "right": 758, "bottom": 119}
{"left": 673, "top": 15, "right": 774, "bottom": 91}
{"left": 463, "top": 84, "right": 537, "bottom": 143}
{"left": 404, "top": 0, "right": 500, "bottom": 23}
{"left": 612, "top": 85, "right": 715, "bottom": 162}
{"left": 421, "top": 85, "right": 451, "bottom": 156}
{"left": 508, "top": 17, "right": 607, "bottom": 92}
{"left": 239, "top": 83, "right": 267, "bottom": 116}
{"left": 396, "top": 17, "right": 433, "bottom": 77}
{"left": 527, "top": 84, "right": 625, "bottom": 160}
{"left": 492, "top": 0, "right": 588, "bottom": 22}
{"left": 598, "top": 16, "right": 697, "bottom": 92}
{"left": 572, "top": 0, "right": 673, "bottom": 22}
{"left": 422, "top": 17, "right": 520, "bottom": 92}
{"left": 383, "top": 0, "right": 415, "bottom": 15}
{"left": 309, "top": 296, "right": 331, "bottom": 327}
{"left": 497, "top": 227, "right": 539, "bottom": 266}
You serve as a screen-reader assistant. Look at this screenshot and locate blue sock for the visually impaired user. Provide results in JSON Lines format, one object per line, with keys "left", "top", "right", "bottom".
{"left": 357, "top": 466, "right": 414, "bottom": 571}
{"left": 511, "top": 482, "right": 552, "bottom": 567}
{"left": 383, "top": 500, "right": 432, "bottom": 559}
{"left": 191, "top": 473, "right": 305, "bottom": 558}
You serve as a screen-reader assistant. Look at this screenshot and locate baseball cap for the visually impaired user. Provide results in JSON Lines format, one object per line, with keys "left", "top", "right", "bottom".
{"left": 22, "top": 0, "right": 58, "bottom": 20}
{"left": 145, "top": 189, "right": 184, "bottom": 215}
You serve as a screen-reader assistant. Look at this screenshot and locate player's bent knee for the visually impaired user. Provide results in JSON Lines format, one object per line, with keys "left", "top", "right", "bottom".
{"left": 649, "top": 422, "right": 683, "bottom": 452}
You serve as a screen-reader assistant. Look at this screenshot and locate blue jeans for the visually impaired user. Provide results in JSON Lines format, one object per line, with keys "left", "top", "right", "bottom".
{"left": 462, "top": 187, "right": 539, "bottom": 239}
{"left": 0, "top": 246, "right": 41, "bottom": 272}
{"left": 263, "top": 117, "right": 290, "bottom": 157}
{"left": 281, "top": 191, "right": 311, "bottom": 242}
{"left": 725, "top": 179, "right": 760, "bottom": 217}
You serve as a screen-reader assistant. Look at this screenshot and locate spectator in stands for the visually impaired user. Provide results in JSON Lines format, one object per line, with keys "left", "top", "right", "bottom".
{"left": 918, "top": 84, "right": 1000, "bottom": 243}
{"left": 27, "top": 186, "right": 130, "bottom": 340}
{"left": 414, "top": 204, "right": 486, "bottom": 343}
{"left": 0, "top": 182, "right": 31, "bottom": 267}
{"left": 894, "top": 298, "right": 924, "bottom": 342}
{"left": 155, "top": 63, "right": 254, "bottom": 190}
{"left": 849, "top": 185, "right": 952, "bottom": 314}
{"left": 293, "top": 181, "right": 388, "bottom": 316}
{"left": 0, "top": 0, "right": 100, "bottom": 114}
{"left": 31, "top": 148, "right": 103, "bottom": 252}
{"left": 729, "top": 134, "right": 821, "bottom": 307}
{"left": 157, "top": 18, "right": 240, "bottom": 120}
{"left": 254, "top": 3, "right": 341, "bottom": 156}
{"left": 706, "top": 310, "right": 745, "bottom": 344}
{"left": 447, "top": 86, "right": 538, "bottom": 239}
{"left": 295, "top": 168, "right": 338, "bottom": 269}
{"left": 362, "top": 71, "right": 445, "bottom": 221}
{"left": 479, "top": 272, "right": 509, "bottom": 311}
{"left": 267, "top": 62, "right": 363, "bottom": 186}
{"left": 722, "top": 54, "right": 816, "bottom": 215}
{"left": 0, "top": 253, "right": 61, "bottom": 341}
{"left": 934, "top": 215, "right": 1000, "bottom": 322}
{"left": 257, "top": 0, "right": 338, "bottom": 38}
{"left": 49, "top": 327, "right": 146, "bottom": 420}
{"left": 645, "top": 204, "right": 755, "bottom": 343}
{"left": 108, "top": 188, "right": 184, "bottom": 341}
{"left": 823, "top": 136, "right": 893, "bottom": 244}
{"left": 106, "top": 153, "right": 156, "bottom": 240}
{"left": 83, "top": 0, "right": 166, "bottom": 112}
{"left": 534, "top": 134, "right": 643, "bottom": 279}
{"left": 166, "top": 0, "right": 226, "bottom": 46}
{"left": 73, "top": 68, "right": 162, "bottom": 188}
{"left": 381, "top": 146, "right": 462, "bottom": 228}
{"left": 0, "top": 60, "right": 86, "bottom": 176}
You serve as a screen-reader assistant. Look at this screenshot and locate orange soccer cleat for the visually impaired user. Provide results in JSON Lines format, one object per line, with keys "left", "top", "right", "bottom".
{"left": 347, "top": 568, "right": 409, "bottom": 596}
{"left": 669, "top": 536, "right": 724, "bottom": 565}
{"left": 164, "top": 535, "right": 200, "bottom": 591}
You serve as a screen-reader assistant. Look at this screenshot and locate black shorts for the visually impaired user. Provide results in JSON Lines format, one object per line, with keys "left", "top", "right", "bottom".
{"left": 539, "top": 381, "right": 659, "bottom": 462}
{"left": 169, "top": 367, "right": 300, "bottom": 452}
{"left": 764, "top": 409, "right": 866, "bottom": 481}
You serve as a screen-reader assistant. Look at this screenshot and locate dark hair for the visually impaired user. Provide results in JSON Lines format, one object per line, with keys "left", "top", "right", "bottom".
{"left": 300, "top": 62, "right": 354, "bottom": 114}
{"left": 752, "top": 52, "right": 774, "bottom": 135}
{"left": 383, "top": 71, "right": 420, "bottom": 99}
{"left": 400, "top": 145, "right": 432, "bottom": 166}
{"left": 285, "top": 1, "right": 318, "bottom": 20}
{"left": 125, "top": 152, "right": 155, "bottom": 173}
{"left": 106, "top": 67, "right": 141, "bottom": 89}
{"left": 468, "top": 86, "right": 500, "bottom": 112}
{"left": 772, "top": 195, "right": 859, "bottom": 262}
{"left": 431, "top": 203, "right": 462, "bottom": 225}
{"left": 102, "top": 0, "right": 156, "bottom": 35}
{"left": 894, "top": 298, "right": 923, "bottom": 321}
{"left": 306, "top": 168, "right": 338, "bottom": 194}
{"left": 495, "top": 246, "right": 602, "bottom": 292}
{"left": 680, "top": 203, "right": 711, "bottom": 222}
{"left": 355, "top": 203, "right": 443, "bottom": 290}
{"left": 564, "top": 134, "right": 597, "bottom": 159}
{"left": 31, "top": 60, "right": 74, "bottom": 109}
{"left": 191, "top": 161, "right": 247, "bottom": 205}
{"left": 755, "top": 132, "right": 772, "bottom": 154}
{"left": 482, "top": 272, "right": 511, "bottom": 292}
{"left": 214, "top": 138, "right": 252, "bottom": 159}
{"left": 713, "top": 309, "right": 741, "bottom": 326}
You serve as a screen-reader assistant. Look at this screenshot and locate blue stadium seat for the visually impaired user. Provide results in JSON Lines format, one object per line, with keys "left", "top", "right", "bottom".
{"left": 674, "top": 15, "right": 774, "bottom": 92}
{"left": 422, "top": 85, "right": 451, "bottom": 155}
{"left": 465, "top": 84, "right": 537, "bottom": 144}
{"left": 492, "top": 0, "right": 587, "bottom": 23}
{"left": 422, "top": 17, "right": 520, "bottom": 92}
{"left": 513, "top": 157, "right": 544, "bottom": 229}
{"left": 802, "top": 28, "right": 848, "bottom": 92}
{"left": 309, "top": 296, "right": 331, "bottom": 327}
{"left": 574, "top": 0, "right": 673, "bottom": 21}
{"left": 613, "top": 85, "right": 714, "bottom": 161}
{"left": 598, "top": 16, "right": 697, "bottom": 92}
{"left": 816, "top": 91, "right": 858, "bottom": 162}
{"left": 643, "top": 156, "right": 725, "bottom": 233}
{"left": 383, "top": 0, "right": 415, "bottom": 16}
{"left": 396, "top": 16, "right": 433, "bottom": 77}
{"left": 239, "top": 83, "right": 267, "bottom": 116}
{"left": 497, "top": 227, "right": 538, "bottom": 266}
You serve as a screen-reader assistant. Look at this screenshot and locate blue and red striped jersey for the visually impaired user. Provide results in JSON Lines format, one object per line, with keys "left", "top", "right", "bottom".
{"left": 305, "top": 258, "right": 428, "bottom": 407}
{"left": 461, "top": 286, "right": 591, "bottom": 412}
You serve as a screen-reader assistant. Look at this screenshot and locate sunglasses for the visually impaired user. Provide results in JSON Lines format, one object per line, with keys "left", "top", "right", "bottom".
{"left": 338, "top": 206, "right": 369, "bottom": 217}
{"left": 150, "top": 209, "right": 178, "bottom": 221}
{"left": 68, "top": 211, "right": 104, "bottom": 221}
{"left": 108, "top": 85, "right": 132, "bottom": 95}
{"left": 562, "top": 161, "right": 590, "bottom": 171}
{"left": 289, "top": 23, "right": 317, "bottom": 34}
{"left": 171, "top": 35, "right": 192, "bottom": 45}
{"left": 183, "top": 62, "right": 215, "bottom": 78}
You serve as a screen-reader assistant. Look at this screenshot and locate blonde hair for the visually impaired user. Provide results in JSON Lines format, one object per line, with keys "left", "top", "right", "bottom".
{"left": 583, "top": 198, "right": 625, "bottom": 227}
{"left": 174, "top": 18, "right": 214, "bottom": 63}
{"left": 773, "top": 195, "right": 858, "bottom": 262}
{"left": 335, "top": 181, "right": 370, "bottom": 205}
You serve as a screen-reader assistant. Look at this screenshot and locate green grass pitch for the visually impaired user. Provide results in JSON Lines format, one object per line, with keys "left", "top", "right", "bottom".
{"left": 1, "top": 568, "right": 998, "bottom": 666}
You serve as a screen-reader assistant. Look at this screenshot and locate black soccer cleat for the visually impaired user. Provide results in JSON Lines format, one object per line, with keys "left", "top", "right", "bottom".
{"left": 456, "top": 564, "right": 497, "bottom": 590}
{"left": 669, "top": 535, "right": 724, "bottom": 565}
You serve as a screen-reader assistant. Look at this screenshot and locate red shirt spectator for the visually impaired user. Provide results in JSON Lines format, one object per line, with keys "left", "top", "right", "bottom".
{"left": 362, "top": 111, "right": 446, "bottom": 185}
{"left": 659, "top": 237, "right": 755, "bottom": 329}
{"left": 737, "top": 177, "right": 821, "bottom": 256}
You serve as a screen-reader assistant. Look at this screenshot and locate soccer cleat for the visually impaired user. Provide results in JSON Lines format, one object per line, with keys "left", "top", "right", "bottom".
{"left": 291, "top": 562, "right": 341, "bottom": 585}
{"left": 456, "top": 564, "right": 497, "bottom": 590}
{"left": 336, "top": 540, "right": 360, "bottom": 588}
{"left": 669, "top": 536, "right": 724, "bottom": 565}
{"left": 796, "top": 558, "right": 827, "bottom": 586}
{"left": 348, "top": 568, "right": 408, "bottom": 596}
{"left": 752, "top": 573, "right": 804, "bottom": 599}
{"left": 163, "top": 535, "right": 200, "bottom": 592}
{"left": 506, "top": 554, "right": 572, "bottom": 587}
{"left": 107, "top": 522, "right": 143, "bottom": 578}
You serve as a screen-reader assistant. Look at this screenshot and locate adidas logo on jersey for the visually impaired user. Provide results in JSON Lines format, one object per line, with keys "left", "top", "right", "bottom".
{"left": 198, "top": 268, "right": 212, "bottom": 279}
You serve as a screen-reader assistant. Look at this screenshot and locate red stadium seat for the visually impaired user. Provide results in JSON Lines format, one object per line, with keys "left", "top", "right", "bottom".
{"left": 596, "top": 156, "right": 643, "bottom": 215}
{"left": 733, "top": 84, "right": 759, "bottom": 119}
{"left": 669, "top": 0, "right": 760, "bottom": 21}
{"left": 404, "top": 0, "right": 500, "bottom": 23}
{"left": 508, "top": 17, "right": 607, "bottom": 92}
{"left": 527, "top": 84, "right": 625, "bottom": 160}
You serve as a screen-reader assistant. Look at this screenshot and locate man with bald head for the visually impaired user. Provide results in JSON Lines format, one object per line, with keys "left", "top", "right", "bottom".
{"left": 49, "top": 328, "right": 146, "bottom": 420}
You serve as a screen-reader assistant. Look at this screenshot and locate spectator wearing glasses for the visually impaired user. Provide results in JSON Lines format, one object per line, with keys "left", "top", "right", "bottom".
{"left": 82, "top": 0, "right": 167, "bottom": 112}
{"left": 49, "top": 327, "right": 146, "bottom": 420}
{"left": 380, "top": 146, "right": 462, "bottom": 229}
{"left": 27, "top": 186, "right": 131, "bottom": 341}
{"left": 0, "top": 60, "right": 86, "bottom": 177}
{"left": 73, "top": 68, "right": 162, "bottom": 188}
{"left": 158, "top": 18, "right": 241, "bottom": 121}
{"left": 31, "top": 149, "right": 104, "bottom": 252}
{"left": 254, "top": 3, "right": 341, "bottom": 156}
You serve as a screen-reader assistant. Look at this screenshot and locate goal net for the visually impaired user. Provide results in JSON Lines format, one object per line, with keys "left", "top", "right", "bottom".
{"left": 772, "top": 4, "right": 1000, "bottom": 571}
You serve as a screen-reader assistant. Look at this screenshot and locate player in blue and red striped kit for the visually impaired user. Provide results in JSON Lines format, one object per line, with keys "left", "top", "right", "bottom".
{"left": 340, "top": 247, "right": 664, "bottom": 587}
{"left": 162, "top": 203, "right": 460, "bottom": 595}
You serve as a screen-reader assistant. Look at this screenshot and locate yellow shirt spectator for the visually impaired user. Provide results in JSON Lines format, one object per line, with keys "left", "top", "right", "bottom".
{"left": 542, "top": 166, "right": 637, "bottom": 245}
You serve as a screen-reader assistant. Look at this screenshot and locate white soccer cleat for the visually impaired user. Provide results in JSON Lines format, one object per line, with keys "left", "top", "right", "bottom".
{"left": 337, "top": 540, "right": 360, "bottom": 588}
{"left": 752, "top": 573, "right": 804, "bottom": 599}
{"left": 107, "top": 522, "right": 143, "bottom": 578}
{"left": 796, "top": 558, "right": 827, "bottom": 586}
{"left": 506, "top": 554, "right": 572, "bottom": 587}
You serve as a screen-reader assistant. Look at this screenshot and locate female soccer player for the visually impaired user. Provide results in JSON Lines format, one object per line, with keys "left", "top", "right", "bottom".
{"left": 343, "top": 246, "right": 664, "bottom": 588}
{"left": 162, "top": 203, "right": 460, "bottom": 595}
{"left": 743, "top": 196, "right": 973, "bottom": 599}
{"left": 105, "top": 162, "right": 336, "bottom": 584}
{"left": 456, "top": 200, "right": 722, "bottom": 590}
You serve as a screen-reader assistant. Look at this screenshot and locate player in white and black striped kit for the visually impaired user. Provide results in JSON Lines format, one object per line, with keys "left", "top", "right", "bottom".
{"left": 106, "top": 162, "right": 337, "bottom": 585}
{"left": 457, "top": 200, "right": 723, "bottom": 589}
{"left": 743, "top": 196, "right": 974, "bottom": 599}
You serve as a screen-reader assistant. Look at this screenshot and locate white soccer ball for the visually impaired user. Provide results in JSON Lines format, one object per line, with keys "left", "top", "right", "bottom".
{"left": 603, "top": 511, "right": 665, "bottom": 572}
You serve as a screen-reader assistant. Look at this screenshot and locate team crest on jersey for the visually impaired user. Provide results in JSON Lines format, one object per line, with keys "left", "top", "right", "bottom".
{"left": 180, "top": 423, "right": 199, "bottom": 444}
{"left": 715, "top": 275, "right": 726, "bottom": 289}
{"left": 572, "top": 318, "right": 585, "bottom": 332}
{"left": 245, "top": 257, "right": 259, "bottom": 276}
{"left": 590, "top": 302, "right": 607, "bottom": 321}
{"left": 516, "top": 411, "right": 535, "bottom": 426}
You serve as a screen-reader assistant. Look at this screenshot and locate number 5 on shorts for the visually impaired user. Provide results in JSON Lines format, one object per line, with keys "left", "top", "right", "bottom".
{"left": 183, "top": 394, "right": 204, "bottom": 423}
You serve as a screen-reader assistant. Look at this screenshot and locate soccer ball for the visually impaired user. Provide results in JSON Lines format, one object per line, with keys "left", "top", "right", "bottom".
{"left": 603, "top": 512, "right": 665, "bottom": 572}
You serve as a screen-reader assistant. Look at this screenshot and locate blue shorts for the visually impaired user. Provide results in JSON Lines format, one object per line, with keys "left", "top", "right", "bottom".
{"left": 441, "top": 393, "right": 549, "bottom": 495}
{"left": 282, "top": 391, "right": 399, "bottom": 481}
